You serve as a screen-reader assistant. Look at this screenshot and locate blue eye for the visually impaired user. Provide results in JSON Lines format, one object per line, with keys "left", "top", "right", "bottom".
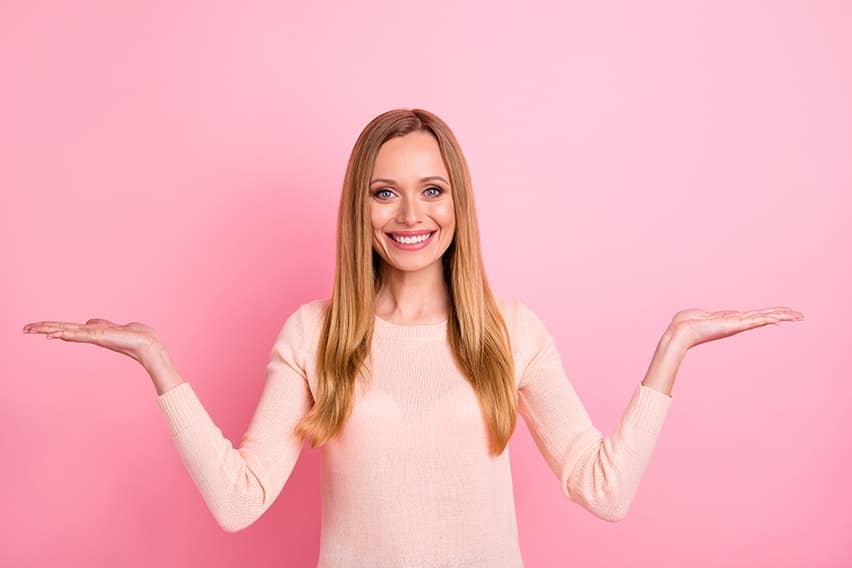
{"left": 372, "top": 186, "right": 445, "bottom": 200}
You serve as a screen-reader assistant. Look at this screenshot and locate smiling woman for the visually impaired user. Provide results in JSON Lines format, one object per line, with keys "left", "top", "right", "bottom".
{"left": 21, "top": 105, "right": 803, "bottom": 567}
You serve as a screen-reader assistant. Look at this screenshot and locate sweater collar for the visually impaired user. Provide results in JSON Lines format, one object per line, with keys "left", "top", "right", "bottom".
{"left": 373, "top": 314, "right": 448, "bottom": 340}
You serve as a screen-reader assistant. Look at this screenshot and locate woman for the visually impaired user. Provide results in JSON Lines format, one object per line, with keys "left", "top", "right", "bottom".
{"left": 22, "top": 108, "right": 803, "bottom": 567}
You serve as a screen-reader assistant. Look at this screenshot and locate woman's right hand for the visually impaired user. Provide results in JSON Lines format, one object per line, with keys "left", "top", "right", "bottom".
{"left": 22, "top": 318, "right": 163, "bottom": 367}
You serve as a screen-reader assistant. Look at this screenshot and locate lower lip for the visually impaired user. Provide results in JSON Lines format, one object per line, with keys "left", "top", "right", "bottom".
{"left": 386, "top": 231, "right": 436, "bottom": 251}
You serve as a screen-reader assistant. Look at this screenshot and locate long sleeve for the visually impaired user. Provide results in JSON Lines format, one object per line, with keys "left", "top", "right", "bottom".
{"left": 156, "top": 304, "right": 314, "bottom": 532}
{"left": 515, "top": 301, "right": 673, "bottom": 522}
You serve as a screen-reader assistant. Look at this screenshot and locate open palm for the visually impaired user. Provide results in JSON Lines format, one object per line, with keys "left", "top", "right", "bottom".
{"left": 22, "top": 319, "right": 161, "bottom": 365}
{"left": 670, "top": 307, "right": 804, "bottom": 349}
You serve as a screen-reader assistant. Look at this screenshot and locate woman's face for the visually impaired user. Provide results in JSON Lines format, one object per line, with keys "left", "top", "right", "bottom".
{"left": 369, "top": 130, "right": 455, "bottom": 273}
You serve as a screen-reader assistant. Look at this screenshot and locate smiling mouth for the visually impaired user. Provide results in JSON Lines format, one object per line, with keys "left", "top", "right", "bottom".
{"left": 387, "top": 231, "right": 436, "bottom": 244}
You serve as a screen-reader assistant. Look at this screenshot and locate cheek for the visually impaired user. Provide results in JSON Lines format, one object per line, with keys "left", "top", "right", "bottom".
{"left": 370, "top": 206, "right": 388, "bottom": 231}
{"left": 433, "top": 202, "right": 455, "bottom": 226}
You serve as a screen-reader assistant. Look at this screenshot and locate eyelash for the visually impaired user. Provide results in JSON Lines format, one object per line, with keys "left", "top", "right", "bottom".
{"left": 372, "top": 186, "right": 445, "bottom": 200}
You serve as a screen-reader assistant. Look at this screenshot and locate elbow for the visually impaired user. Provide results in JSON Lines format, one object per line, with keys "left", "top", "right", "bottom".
{"left": 216, "top": 514, "right": 245, "bottom": 533}
{"left": 214, "top": 507, "right": 261, "bottom": 533}
{"left": 210, "top": 468, "right": 270, "bottom": 533}
{"left": 564, "top": 476, "right": 633, "bottom": 523}
{"left": 562, "top": 443, "right": 637, "bottom": 523}
{"left": 597, "top": 490, "right": 636, "bottom": 522}
{"left": 565, "top": 489, "right": 631, "bottom": 522}
{"left": 581, "top": 498, "right": 629, "bottom": 523}
{"left": 217, "top": 515, "right": 257, "bottom": 533}
{"left": 598, "top": 506, "right": 629, "bottom": 523}
{"left": 218, "top": 520, "right": 244, "bottom": 533}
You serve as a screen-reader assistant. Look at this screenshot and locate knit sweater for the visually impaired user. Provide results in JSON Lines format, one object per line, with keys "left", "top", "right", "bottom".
{"left": 156, "top": 297, "right": 673, "bottom": 567}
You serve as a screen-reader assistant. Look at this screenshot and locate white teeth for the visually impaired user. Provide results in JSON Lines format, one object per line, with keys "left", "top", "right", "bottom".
{"left": 392, "top": 232, "right": 432, "bottom": 244}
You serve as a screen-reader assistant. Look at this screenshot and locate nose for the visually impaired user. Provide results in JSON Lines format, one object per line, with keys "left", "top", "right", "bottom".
{"left": 396, "top": 195, "right": 423, "bottom": 225}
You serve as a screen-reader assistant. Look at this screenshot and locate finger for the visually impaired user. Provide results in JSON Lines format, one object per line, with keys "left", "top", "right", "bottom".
{"left": 738, "top": 309, "right": 773, "bottom": 318}
{"left": 739, "top": 308, "right": 795, "bottom": 319}
{"left": 755, "top": 315, "right": 782, "bottom": 327}
{"left": 25, "top": 321, "right": 84, "bottom": 332}
{"left": 759, "top": 307, "right": 805, "bottom": 318}
{"left": 732, "top": 313, "right": 777, "bottom": 328}
{"left": 24, "top": 322, "right": 84, "bottom": 334}
{"left": 712, "top": 310, "right": 739, "bottom": 317}
{"left": 758, "top": 309, "right": 804, "bottom": 320}
{"left": 47, "top": 327, "right": 99, "bottom": 342}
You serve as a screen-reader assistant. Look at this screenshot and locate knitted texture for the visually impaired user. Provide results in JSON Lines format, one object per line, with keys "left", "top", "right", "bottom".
{"left": 157, "top": 298, "right": 673, "bottom": 567}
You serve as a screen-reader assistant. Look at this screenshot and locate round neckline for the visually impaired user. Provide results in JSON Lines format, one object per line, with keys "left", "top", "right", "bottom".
{"left": 373, "top": 313, "right": 448, "bottom": 340}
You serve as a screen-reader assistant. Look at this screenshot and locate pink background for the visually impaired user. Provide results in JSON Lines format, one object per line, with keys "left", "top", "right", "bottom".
{"left": 3, "top": 1, "right": 849, "bottom": 566}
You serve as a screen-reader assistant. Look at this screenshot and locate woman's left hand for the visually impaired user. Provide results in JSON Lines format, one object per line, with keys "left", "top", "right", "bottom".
{"left": 669, "top": 307, "right": 805, "bottom": 349}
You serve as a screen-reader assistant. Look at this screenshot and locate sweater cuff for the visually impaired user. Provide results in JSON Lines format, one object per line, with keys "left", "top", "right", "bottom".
{"left": 156, "top": 382, "right": 208, "bottom": 437}
{"left": 622, "top": 383, "right": 673, "bottom": 436}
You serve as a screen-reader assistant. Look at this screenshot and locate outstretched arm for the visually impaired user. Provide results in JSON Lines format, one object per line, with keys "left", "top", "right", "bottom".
{"left": 515, "top": 301, "right": 803, "bottom": 522}
{"left": 515, "top": 301, "right": 674, "bottom": 522}
{"left": 155, "top": 305, "right": 313, "bottom": 532}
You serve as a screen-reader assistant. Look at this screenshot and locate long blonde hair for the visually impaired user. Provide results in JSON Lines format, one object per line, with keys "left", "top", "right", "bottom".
{"left": 294, "top": 108, "right": 517, "bottom": 456}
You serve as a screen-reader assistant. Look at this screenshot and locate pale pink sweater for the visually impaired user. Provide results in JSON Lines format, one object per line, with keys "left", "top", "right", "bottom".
{"left": 156, "top": 297, "right": 673, "bottom": 567}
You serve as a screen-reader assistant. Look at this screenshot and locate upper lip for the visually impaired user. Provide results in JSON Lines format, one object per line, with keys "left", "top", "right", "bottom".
{"left": 386, "top": 230, "right": 436, "bottom": 237}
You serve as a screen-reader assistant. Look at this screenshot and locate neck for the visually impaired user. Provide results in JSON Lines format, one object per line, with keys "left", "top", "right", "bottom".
{"left": 375, "top": 261, "right": 449, "bottom": 323}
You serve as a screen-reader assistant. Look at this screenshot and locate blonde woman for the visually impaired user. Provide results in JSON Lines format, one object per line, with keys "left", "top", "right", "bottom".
{"left": 22, "top": 108, "right": 803, "bottom": 567}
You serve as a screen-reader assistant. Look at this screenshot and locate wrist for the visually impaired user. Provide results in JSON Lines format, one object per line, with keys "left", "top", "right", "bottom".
{"left": 140, "top": 342, "right": 171, "bottom": 371}
{"left": 662, "top": 325, "right": 692, "bottom": 355}
{"left": 140, "top": 344, "right": 184, "bottom": 396}
{"left": 641, "top": 330, "right": 689, "bottom": 397}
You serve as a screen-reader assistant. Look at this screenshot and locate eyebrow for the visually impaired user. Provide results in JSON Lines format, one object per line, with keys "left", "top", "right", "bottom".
{"left": 369, "top": 176, "right": 449, "bottom": 185}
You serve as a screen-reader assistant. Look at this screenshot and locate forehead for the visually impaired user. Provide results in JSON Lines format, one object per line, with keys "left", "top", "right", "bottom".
{"left": 372, "top": 131, "right": 448, "bottom": 179}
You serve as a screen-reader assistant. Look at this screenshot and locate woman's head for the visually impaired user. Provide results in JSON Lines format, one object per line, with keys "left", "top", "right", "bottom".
{"left": 369, "top": 129, "right": 455, "bottom": 277}
{"left": 335, "top": 108, "right": 482, "bottom": 295}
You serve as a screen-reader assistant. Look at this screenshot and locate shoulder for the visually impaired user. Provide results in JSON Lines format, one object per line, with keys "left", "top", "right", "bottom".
{"left": 291, "top": 297, "right": 330, "bottom": 345}
{"left": 272, "top": 297, "right": 329, "bottom": 348}
{"left": 493, "top": 296, "right": 545, "bottom": 347}
{"left": 298, "top": 296, "right": 331, "bottom": 324}
{"left": 494, "top": 297, "right": 555, "bottom": 387}
{"left": 494, "top": 296, "right": 556, "bottom": 362}
{"left": 494, "top": 296, "right": 521, "bottom": 328}
{"left": 494, "top": 296, "right": 545, "bottom": 333}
